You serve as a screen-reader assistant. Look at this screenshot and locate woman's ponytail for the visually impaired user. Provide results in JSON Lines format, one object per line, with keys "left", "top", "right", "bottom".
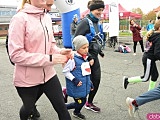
{"left": 20, "top": 0, "right": 31, "bottom": 9}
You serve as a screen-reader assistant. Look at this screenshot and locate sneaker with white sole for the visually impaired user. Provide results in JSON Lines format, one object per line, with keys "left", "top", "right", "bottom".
{"left": 123, "top": 76, "right": 129, "bottom": 89}
{"left": 126, "top": 97, "right": 138, "bottom": 117}
{"left": 85, "top": 102, "right": 100, "bottom": 112}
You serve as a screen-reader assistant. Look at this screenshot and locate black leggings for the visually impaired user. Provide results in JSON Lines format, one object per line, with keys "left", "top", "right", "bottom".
{"left": 16, "top": 75, "right": 71, "bottom": 120}
{"left": 88, "top": 57, "right": 101, "bottom": 103}
{"left": 133, "top": 40, "right": 144, "bottom": 53}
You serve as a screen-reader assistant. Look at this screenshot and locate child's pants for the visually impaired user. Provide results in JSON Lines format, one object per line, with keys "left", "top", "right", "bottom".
{"left": 66, "top": 97, "right": 86, "bottom": 114}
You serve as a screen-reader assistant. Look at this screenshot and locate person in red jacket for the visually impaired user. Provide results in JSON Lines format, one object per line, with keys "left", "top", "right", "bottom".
{"left": 130, "top": 19, "right": 144, "bottom": 55}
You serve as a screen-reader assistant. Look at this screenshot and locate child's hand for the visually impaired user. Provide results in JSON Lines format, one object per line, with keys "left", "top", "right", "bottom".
{"left": 72, "top": 78, "right": 82, "bottom": 86}
{"left": 89, "top": 59, "right": 94, "bottom": 66}
{"left": 77, "top": 81, "right": 82, "bottom": 86}
{"left": 91, "top": 88, "right": 94, "bottom": 91}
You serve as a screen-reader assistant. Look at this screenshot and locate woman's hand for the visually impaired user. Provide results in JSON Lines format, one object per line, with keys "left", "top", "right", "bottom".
{"left": 60, "top": 48, "right": 73, "bottom": 59}
{"left": 52, "top": 54, "right": 69, "bottom": 64}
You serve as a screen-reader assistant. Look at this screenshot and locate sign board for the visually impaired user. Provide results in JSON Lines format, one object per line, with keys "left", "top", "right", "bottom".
{"left": 103, "top": 23, "right": 110, "bottom": 32}
{"left": 109, "top": 0, "right": 119, "bottom": 37}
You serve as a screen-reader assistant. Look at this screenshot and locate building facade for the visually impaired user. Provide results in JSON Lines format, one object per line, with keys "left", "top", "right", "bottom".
{"left": 0, "top": 5, "right": 61, "bottom": 37}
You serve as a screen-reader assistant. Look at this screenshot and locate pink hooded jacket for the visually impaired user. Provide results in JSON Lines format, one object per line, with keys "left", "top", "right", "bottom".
{"left": 8, "top": 3, "right": 61, "bottom": 87}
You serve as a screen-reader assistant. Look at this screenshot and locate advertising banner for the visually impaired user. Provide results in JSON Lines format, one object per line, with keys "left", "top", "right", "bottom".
{"left": 109, "top": 0, "right": 119, "bottom": 37}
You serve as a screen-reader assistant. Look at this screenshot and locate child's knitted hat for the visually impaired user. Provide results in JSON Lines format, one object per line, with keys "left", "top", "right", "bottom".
{"left": 72, "top": 35, "right": 89, "bottom": 51}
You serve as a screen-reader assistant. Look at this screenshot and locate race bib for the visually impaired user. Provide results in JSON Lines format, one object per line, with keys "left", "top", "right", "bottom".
{"left": 81, "top": 62, "right": 91, "bottom": 76}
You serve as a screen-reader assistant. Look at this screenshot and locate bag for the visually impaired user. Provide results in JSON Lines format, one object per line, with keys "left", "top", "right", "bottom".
{"left": 117, "top": 45, "right": 131, "bottom": 53}
{"left": 5, "top": 35, "right": 15, "bottom": 65}
{"left": 125, "top": 45, "right": 131, "bottom": 53}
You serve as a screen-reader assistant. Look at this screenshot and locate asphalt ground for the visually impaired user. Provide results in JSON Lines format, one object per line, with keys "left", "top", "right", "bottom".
{"left": 0, "top": 37, "right": 160, "bottom": 120}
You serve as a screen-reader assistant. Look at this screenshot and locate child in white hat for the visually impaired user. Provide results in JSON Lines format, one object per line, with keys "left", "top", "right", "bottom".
{"left": 62, "top": 35, "right": 94, "bottom": 120}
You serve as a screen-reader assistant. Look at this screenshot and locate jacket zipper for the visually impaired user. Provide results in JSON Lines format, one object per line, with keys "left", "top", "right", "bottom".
{"left": 40, "top": 14, "right": 47, "bottom": 83}
{"left": 45, "top": 26, "right": 49, "bottom": 42}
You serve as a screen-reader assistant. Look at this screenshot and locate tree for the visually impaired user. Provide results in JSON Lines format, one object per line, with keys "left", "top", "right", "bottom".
{"left": 145, "top": 11, "right": 156, "bottom": 20}
{"left": 131, "top": 8, "right": 143, "bottom": 15}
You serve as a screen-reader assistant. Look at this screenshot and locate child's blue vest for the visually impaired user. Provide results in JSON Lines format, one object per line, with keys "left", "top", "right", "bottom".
{"left": 85, "top": 18, "right": 104, "bottom": 43}
{"left": 66, "top": 55, "right": 91, "bottom": 98}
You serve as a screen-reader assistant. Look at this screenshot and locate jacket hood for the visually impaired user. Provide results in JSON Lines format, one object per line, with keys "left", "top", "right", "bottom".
{"left": 148, "top": 32, "right": 160, "bottom": 42}
{"left": 20, "top": 3, "right": 45, "bottom": 14}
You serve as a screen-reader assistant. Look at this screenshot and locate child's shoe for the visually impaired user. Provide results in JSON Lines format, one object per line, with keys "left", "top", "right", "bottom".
{"left": 126, "top": 97, "right": 138, "bottom": 117}
{"left": 72, "top": 112, "right": 86, "bottom": 120}
{"left": 123, "top": 76, "right": 129, "bottom": 89}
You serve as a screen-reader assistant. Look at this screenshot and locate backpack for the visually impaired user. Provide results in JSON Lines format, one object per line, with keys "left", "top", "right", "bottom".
{"left": 84, "top": 18, "right": 105, "bottom": 51}
{"left": 5, "top": 35, "right": 15, "bottom": 65}
{"left": 117, "top": 44, "right": 131, "bottom": 53}
{"left": 85, "top": 18, "right": 104, "bottom": 43}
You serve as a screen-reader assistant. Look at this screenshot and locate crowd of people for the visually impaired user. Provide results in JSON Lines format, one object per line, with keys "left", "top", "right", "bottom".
{"left": 7, "top": 0, "right": 105, "bottom": 119}
{"left": 5, "top": 0, "right": 160, "bottom": 119}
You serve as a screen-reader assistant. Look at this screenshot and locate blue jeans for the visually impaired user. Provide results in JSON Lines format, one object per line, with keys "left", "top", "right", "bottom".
{"left": 66, "top": 97, "right": 86, "bottom": 114}
{"left": 135, "top": 85, "right": 160, "bottom": 106}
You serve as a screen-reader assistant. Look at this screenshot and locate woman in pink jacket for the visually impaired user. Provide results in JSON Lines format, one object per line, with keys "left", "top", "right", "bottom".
{"left": 8, "top": 0, "right": 71, "bottom": 120}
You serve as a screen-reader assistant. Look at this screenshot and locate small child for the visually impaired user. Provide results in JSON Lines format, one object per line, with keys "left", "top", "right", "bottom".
{"left": 62, "top": 35, "right": 94, "bottom": 120}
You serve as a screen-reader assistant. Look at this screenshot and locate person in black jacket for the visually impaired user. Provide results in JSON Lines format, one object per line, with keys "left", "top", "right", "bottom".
{"left": 124, "top": 20, "right": 160, "bottom": 117}
{"left": 74, "top": 0, "right": 104, "bottom": 112}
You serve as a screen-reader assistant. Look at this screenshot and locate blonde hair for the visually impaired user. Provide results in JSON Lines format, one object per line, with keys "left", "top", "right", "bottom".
{"left": 146, "top": 20, "right": 160, "bottom": 40}
{"left": 20, "top": 0, "right": 31, "bottom": 9}
{"left": 145, "top": 30, "right": 154, "bottom": 40}
{"left": 157, "top": 11, "right": 160, "bottom": 20}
